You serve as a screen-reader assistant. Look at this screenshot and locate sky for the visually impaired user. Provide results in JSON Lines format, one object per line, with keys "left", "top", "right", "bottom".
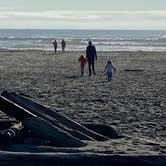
{"left": 0, "top": 0, "right": 166, "bottom": 29}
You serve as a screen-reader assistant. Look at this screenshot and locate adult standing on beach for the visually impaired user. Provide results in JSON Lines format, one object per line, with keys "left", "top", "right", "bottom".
{"left": 61, "top": 39, "right": 66, "bottom": 53}
{"left": 52, "top": 39, "right": 57, "bottom": 54}
{"left": 86, "top": 41, "right": 97, "bottom": 76}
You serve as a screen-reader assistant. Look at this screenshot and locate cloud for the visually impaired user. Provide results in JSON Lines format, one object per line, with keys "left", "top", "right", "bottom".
{"left": 0, "top": 10, "right": 166, "bottom": 19}
{"left": 0, "top": 10, "right": 100, "bottom": 20}
{"left": 0, "top": 10, "right": 166, "bottom": 29}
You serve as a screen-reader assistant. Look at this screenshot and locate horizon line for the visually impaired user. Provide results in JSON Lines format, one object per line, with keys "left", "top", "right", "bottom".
{"left": 0, "top": 28, "right": 166, "bottom": 31}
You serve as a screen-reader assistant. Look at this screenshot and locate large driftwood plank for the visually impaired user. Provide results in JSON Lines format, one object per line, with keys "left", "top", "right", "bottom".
{"left": 125, "top": 69, "right": 144, "bottom": 72}
{"left": 0, "top": 96, "right": 37, "bottom": 121}
{"left": 0, "top": 123, "right": 23, "bottom": 146}
{"left": 1, "top": 92, "right": 94, "bottom": 141}
{"left": 2, "top": 144, "right": 81, "bottom": 153}
{"left": 82, "top": 123, "right": 123, "bottom": 139}
{"left": 2, "top": 91, "right": 109, "bottom": 141}
{"left": 23, "top": 117, "right": 86, "bottom": 147}
{"left": 0, "top": 95, "right": 86, "bottom": 147}
{"left": 0, "top": 120, "right": 17, "bottom": 130}
{"left": 0, "top": 151, "right": 165, "bottom": 166}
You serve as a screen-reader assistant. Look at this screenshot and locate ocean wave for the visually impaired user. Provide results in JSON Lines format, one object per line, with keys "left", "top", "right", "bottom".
{"left": 1, "top": 29, "right": 166, "bottom": 51}
{"left": 161, "top": 35, "right": 166, "bottom": 38}
{"left": 0, "top": 36, "right": 55, "bottom": 40}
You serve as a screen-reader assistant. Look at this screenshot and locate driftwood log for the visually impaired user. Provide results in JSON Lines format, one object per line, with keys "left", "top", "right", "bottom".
{"left": 0, "top": 95, "right": 86, "bottom": 147}
{"left": 0, "top": 151, "right": 165, "bottom": 166}
{"left": 0, "top": 97, "right": 93, "bottom": 141}
{"left": 125, "top": 69, "right": 144, "bottom": 72}
{"left": 82, "top": 123, "right": 123, "bottom": 139}
{"left": 1, "top": 91, "right": 109, "bottom": 141}
{"left": 0, "top": 120, "right": 17, "bottom": 130}
{"left": 2, "top": 144, "right": 82, "bottom": 153}
{"left": 0, "top": 123, "right": 23, "bottom": 146}
{"left": 0, "top": 96, "right": 36, "bottom": 121}
{"left": 23, "top": 117, "right": 86, "bottom": 147}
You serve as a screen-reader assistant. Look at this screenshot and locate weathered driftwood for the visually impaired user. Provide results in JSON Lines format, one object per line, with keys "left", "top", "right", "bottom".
{"left": 2, "top": 91, "right": 109, "bottom": 141}
{"left": 0, "top": 120, "right": 17, "bottom": 130}
{"left": 82, "top": 123, "right": 123, "bottom": 139}
{"left": 0, "top": 123, "right": 23, "bottom": 146}
{"left": 125, "top": 69, "right": 144, "bottom": 72}
{"left": 0, "top": 151, "right": 165, "bottom": 166}
{"left": 2, "top": 144, "right": 82, "bottom": 153}
{"left": 0, "top": 93, "right": 94, "bottom": 141}
{"left": 23, "top": 117, "right": 86, "bottom": 147}
{"left": 0, "top": 95, "right": 87, "bottom": 147}
{"left": 0, "top": 96, "right": 37, "bottom": 121}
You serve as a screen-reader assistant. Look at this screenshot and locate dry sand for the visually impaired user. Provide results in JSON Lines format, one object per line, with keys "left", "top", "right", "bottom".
{"left": 0, "top": 49, "right": 166, "bottom": 154}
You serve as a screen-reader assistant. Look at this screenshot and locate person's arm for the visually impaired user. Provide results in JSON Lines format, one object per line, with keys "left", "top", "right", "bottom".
{"left": 112, "top": 63, "right": 116, "bottom": 71}
{"left": 86, "top": 47, "right": 88, "bottom": 60}
{"left": 104, "top": 64, "right": 107, "bottom": 72}
{"left": 94, "top": 46, "right": 97, "bottom": 60}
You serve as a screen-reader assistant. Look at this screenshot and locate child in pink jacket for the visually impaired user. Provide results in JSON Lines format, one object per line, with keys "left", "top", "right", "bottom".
{"left": 78, "top": 55, "right": 87, "bottom": 76}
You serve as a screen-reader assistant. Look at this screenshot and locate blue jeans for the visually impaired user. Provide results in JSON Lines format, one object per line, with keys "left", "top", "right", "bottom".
{"left": 88, "top": 60, "right": 96, "bottom": 75}
{"left": 107, "top": 72, "right": 112, "bottom": 81}
{"left": 80, "top": 66, "right": 84, "bottom": 76}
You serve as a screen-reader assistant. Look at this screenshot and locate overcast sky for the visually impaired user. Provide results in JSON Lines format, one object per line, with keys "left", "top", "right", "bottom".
{"left": 0, "top": 0, "right": 166, "bottom": 29}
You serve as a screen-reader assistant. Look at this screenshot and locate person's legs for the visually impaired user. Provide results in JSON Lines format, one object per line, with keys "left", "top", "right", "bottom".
{"left": 62, "top": 47, "right": 64, "bottom": 53}
{"left": 54, "top": 47, "right": 57, "bottom": 54}
{"left": 81, "top": 66, "right": 84, "bottom": 76}
{"left": 107, "top": 73, "right": 110, "bottom": 81}
{"left": 88, "top": 61, "right": 92, "bottom": 76}
{"left": 107, "top": 72, "right": 112, "bottom": 81}
{"left": 92, "top": 61, "right": 96, "bottom": 75}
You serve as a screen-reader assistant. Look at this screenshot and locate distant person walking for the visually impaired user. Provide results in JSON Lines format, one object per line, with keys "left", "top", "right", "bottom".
{"left": 61, "top": 39, "right": 66, "bottom": 53}
{"left": 104, "top": 60, "right": 116, "bottom": 81}
{"left": 52, "top": 40, "right": 57, "bottom": 54}
{"left": 78, "top": 55, "right": 87, "bottom": 76}
{"left": 86, "top": 41, "right": 97, "bottom": 76}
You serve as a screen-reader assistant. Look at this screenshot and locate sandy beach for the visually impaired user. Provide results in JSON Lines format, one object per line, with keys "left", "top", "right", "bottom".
{"left": 0, "top": 49, "right": 166, "bottom": 155}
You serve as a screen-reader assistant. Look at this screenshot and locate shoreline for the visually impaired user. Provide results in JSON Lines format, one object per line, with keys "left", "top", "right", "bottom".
{"left": 1, "top": 48, "right": 166, "bottom": 53}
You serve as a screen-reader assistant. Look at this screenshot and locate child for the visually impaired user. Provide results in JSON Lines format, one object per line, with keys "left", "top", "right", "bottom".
{"left": 104, "top": 60, "right": 116, "bottom": 81}
{"left": 78, "top": 55, "right": 87, "bottom": 76}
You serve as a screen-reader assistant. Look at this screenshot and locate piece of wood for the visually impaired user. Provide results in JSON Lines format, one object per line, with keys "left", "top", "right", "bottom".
{"left": 2, "top": 91, "right": 109, "bottom": 141}
{"left": 0, "top": 120, "right": 17, "bottom": 130}
{"left": 0, "top": 94, "right": 87, "bottom": 147}
{"left": 0, "top": 96, "right": 37, "bottom": 121}
{"left": 23, "top": 117, "right": 86, "bottom": 147}
{"left": 125, "top": 69, "right": 144, "bottom": 72}
{"left": 1, "top": 93, "right": 94, "bottom": 141}
{"left": 2, "top": 144, "right": 81, "bottom": 153}
{"left": 0, "top": 123, "right": 23, "bottom": 146}
{"left": 82, "top": 123, "right": 123, "bottom": 139}
{"left": 0, "top": 151, "right": 165, "bottom": 166}
{"left": 1, "top": 92, "right": 94, "bottom": 141}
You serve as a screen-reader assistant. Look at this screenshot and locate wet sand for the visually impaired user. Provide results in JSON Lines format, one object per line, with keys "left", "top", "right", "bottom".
{"left": 0, "top": 49, "right": 166, "bottom": 154}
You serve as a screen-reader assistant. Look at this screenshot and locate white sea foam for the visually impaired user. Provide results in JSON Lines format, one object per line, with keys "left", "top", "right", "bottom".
{"left": 0, "top": 29, "right": 166, "bottom": 51}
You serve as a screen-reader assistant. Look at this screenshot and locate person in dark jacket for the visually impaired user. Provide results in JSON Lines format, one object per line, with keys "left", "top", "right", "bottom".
{"left": 86, "top": 41, "right": 97, "bottom": 76}
{"left": 61, "top": 39, "right": 66, "bottom": 53}
{"left": 52, "top": 40, "right": 57, "bottom": 54}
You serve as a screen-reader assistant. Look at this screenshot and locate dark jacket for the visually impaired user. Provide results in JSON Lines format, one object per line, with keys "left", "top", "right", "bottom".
{"left": 86, "top": 45, "right": 97, "bottom": 62}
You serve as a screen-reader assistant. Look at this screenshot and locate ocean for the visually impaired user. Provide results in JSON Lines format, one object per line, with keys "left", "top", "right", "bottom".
{"left": 0, "top": 29, "right": 166, "bottom": 51}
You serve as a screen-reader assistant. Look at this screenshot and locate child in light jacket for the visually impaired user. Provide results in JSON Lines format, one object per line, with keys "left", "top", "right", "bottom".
{"left": 104, "top": 60, "right": 116, "bottom": 81}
